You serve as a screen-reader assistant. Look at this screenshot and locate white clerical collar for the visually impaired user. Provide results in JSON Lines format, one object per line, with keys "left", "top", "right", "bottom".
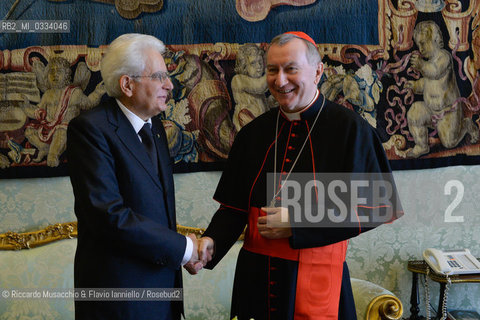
{"left": 280, "top": 90, "right": 319, "bottom": 121}
{"left": 116, "top": 99, "right": 152, "bottom": 134}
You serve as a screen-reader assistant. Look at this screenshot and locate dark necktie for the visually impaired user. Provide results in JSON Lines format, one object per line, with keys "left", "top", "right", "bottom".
{"left": 138, "top": 123, "right": 158, "bottom": 174}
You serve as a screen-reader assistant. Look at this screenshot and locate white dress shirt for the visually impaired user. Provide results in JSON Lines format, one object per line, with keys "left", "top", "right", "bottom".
{"left": 116, "top": 99, "right": 193, "bottom": 266}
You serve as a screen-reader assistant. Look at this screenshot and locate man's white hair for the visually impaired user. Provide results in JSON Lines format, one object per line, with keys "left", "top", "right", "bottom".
{"left": 101, "top": 33, "right": 166, "bottom": 98}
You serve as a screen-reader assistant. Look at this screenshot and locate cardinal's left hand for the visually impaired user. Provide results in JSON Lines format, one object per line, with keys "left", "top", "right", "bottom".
{"left": 257, "top": 207, "right": 292, "bottom": 239}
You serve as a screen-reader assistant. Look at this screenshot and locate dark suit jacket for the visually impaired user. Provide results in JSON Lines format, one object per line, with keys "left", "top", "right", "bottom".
{"left": 67, "top": 98, "right": 185, "bottom": 320}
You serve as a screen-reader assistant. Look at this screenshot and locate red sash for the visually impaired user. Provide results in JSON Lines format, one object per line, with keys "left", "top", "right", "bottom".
{"left": 243, "top": 207, "right": 347, "bottom": 319}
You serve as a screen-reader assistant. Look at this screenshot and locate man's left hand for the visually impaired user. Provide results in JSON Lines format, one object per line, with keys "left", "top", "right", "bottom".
{"left": 257, "top": 207, "right": 292, "bottom": 239}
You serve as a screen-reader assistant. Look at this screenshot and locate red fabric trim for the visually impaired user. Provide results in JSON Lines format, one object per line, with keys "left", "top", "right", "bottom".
{"left": 294, "top": 240, "right": 347, "bottom": 319}
{"left": 353, "top": 205, "right": 392, "bottom": 234}
{"left": 383, "top": 210, "right": 405, "bottom": 224}
{"left": 267, "top": 256, "right": 271, "bottom": 320}
{"left": 244, "top": 207, "right": 300, "bottom": 261}
{"left": 243, "top": 208, "right": 347, "bottom": 319}
{"left": 247, "top": 119, "right": 287, "bottom": 209}
{"left": 213, "top": 201, "right": 248, "bottom": 213}
{"left": 279, "top": 123, "right": 293, "bottom": 188}
{"left": 278, "top": 92, "right": 319, "bottom": 122}
{"left": 280, "top": 110, "right": 290, "bottom": 121}
{"left": 299, "top": 92, "right": 320, "bottom": 116}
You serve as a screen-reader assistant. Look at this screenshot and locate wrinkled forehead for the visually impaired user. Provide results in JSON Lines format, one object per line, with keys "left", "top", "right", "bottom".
{"left": 143, "top": 49, "right": 167, "bottom": 72}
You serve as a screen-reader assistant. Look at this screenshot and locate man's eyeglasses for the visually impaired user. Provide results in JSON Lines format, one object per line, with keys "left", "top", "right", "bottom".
{"left": 130, "top": 71, "right": 170, "bottom": 82}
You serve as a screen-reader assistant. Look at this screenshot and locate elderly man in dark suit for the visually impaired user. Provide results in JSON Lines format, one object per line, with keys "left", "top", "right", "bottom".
{"left": 67, "top": 33, "right": 202, "bottom": 320}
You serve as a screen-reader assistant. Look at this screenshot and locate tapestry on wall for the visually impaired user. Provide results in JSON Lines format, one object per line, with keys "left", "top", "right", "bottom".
{"left": 0, "top": 0, "right": 479, "bottom": 178}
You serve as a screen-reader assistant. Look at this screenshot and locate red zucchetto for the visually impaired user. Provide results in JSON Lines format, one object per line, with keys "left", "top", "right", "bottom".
{"left": 284, "top": 31, "right": 316, "bottom": 46}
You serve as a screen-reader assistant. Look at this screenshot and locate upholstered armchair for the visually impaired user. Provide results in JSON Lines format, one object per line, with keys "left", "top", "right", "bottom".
{"left": 0, "top": 224, "right": 403, "bottom": 320}
{"left": 351, "top": 278, "right": 403, "bottom": 320}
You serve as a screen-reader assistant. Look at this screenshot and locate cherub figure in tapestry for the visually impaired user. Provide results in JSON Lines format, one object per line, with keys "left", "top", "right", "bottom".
{"left": 232, "top": 43, "right": 273, "bottom": 132}
{"left": 161, "top": 98, "right": 199, "bottom": 164}
{"left": 320, "top": 64, "right": 382, "bottom": 128}
{"left": 21, "top": 57, "right": 105, "bottom": 166}
{"left": 406, "top": 20, "right": 479, "bottom": 158}
{"left": 167, "top": 51, "right": 235, "bottom": 162}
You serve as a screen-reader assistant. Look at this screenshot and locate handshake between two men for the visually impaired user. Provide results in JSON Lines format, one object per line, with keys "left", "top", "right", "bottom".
{"left": 183, "top": 206, "right": 292, "bottom": 275}
{"left": 183, "top": 235, "right": 215, "bottom": 275}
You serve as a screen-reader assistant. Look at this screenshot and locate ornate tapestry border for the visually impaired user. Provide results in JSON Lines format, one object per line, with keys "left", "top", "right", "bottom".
{"left": 0, "top": 40, "right": 390, "bottom": 75}
{"left": 0, "top": 0, "right": 395, "bottom": 72}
